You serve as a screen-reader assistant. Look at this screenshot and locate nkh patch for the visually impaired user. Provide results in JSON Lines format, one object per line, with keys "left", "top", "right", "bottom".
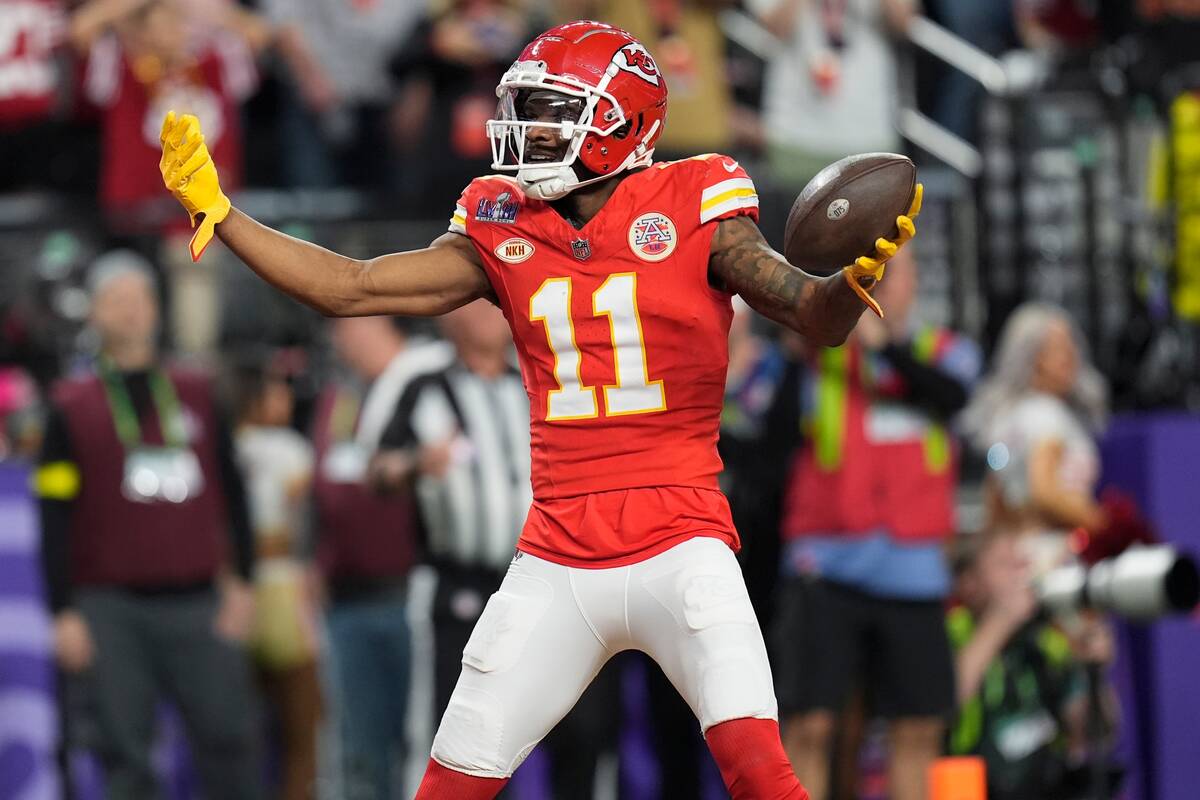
{"left": 494, "top": 237, "right": 535, "bottom": 264}
{"left": 571, "top": 238, "right": 592, "bottom": 260}
{"left": 628, "top": 212, "right": 676, "bottom": 262}
{"left": 476, "top": 191, "right": 519, "bottom": 224}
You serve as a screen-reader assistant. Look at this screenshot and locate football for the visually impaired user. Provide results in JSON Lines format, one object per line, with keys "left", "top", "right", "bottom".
{"left": 783, "top": 153, "right": 917, "bottom": 277}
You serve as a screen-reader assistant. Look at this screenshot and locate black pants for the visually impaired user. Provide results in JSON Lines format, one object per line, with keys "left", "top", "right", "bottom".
{"left": 432, "top": 563, "right": 621, "bottom": 798}
{"left": 68, "top": 587, "right": 262, "bottom": 799}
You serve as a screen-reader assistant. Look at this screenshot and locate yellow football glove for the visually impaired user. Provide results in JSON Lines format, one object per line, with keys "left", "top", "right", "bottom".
{"left": 159, "top": 111, "right": 231, "bottom": 262}
{"left": 842, "top": 182, "right": 923, "bottom": 318}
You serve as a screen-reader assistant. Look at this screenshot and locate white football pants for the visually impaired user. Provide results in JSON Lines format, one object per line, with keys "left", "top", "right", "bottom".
{"left": 430, "top": 536, "right": 778, "bottom": 778}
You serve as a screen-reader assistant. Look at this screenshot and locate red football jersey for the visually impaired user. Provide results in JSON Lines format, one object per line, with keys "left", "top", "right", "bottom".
{"left": 450, "top": 154, "right": 760, "bottom": 563}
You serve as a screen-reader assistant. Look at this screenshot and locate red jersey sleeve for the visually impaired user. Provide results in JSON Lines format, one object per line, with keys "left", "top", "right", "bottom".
{"left": 696, "top": 154, "right": 760, "bottom": 226}
{"left": 448, "top": 189, "right": 469, "bottom": 236}
{"left": 447, "top": 175, "right": 525, "bottom": 236}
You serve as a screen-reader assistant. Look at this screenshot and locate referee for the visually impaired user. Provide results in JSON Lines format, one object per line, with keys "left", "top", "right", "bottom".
{"left": 370, "top": 300, "right": 529, "bottom": 715}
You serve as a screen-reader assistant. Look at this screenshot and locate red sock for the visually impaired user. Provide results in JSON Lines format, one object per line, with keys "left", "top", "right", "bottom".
{"left": 705, "top": 717, "right": 810, "bottom": 800}
{"left": 413, "top": 758, "right": 510, "bottom": 800}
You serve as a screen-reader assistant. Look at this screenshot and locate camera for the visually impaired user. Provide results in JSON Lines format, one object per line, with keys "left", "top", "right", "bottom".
{"left": 1037, "top": 545, "right": 1200, "bottom": 621}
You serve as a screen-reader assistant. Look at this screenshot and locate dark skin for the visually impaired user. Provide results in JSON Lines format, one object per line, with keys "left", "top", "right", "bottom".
{"left": 209, "top": 103, "right": 872, "bottom": 346}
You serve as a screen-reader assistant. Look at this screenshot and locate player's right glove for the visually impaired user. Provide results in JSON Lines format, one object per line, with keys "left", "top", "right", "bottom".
{"left": 159, "top": 111, "right": 231, "bottom": 262}
{"left": 843, "top": 183, "right": 922, "bottom": 317}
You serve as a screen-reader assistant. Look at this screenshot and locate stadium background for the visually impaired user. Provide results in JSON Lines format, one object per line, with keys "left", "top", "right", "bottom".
{"left": 2, "top": 1, "right": 1200, "bottom": 798}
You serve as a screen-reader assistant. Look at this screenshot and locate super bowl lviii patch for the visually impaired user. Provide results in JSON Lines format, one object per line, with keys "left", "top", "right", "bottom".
{"left": 629, "top": 212, "right": 676, "bottom": 262}
{"left": 476, "top": 191, "right": 519, "bottom": 224}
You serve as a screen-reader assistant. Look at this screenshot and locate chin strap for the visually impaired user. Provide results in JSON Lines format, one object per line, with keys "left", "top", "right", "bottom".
{"left": 518, "top": 166, "right": 579, "bottom": 200}
{"left": 517, "top": 127, "right": 661, "bottom": 201}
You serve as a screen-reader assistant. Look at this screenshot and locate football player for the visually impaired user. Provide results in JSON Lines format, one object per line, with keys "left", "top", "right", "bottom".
{"left": 159, "top": 21, "right": 920, "bottom": 800}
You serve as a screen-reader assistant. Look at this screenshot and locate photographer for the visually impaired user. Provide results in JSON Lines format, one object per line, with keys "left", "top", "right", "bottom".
{"left": 947, "top": 532, "right": 1118, "bottom": 800}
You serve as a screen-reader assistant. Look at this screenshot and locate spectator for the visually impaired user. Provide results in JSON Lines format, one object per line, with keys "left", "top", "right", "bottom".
{"left": 1014, "top": 0, "right": 1101, "bottom": 54}
{"left": 230, "top": 351, "right": 321, "bottom": 800}
{"left": 947, "top": 532, "right": 1118, "bottom": 800}
{"left": 0, "top": 0, "right": 74, "bottom": 191}
{"left": 925, "top": 0, "right": 1018, "bottom": 143}
{"left": 33, "top": 249, "right": 261, "bottom": 798}
{"left": 389, "top": 0, "right": 533, "bottom": 208}
{"left": 310, "top": 316, "right": 448, "bottom": 799}
{"left": 372, "top": 300, "right": 620, "bottom": 799}
{"left": 748, "top": 0, "right": 917, "bottom": 187}
{"left": 259, "top": 0, "right": 427, "bottom": 189}
{"left": 69, "top": 0, "right": 260, "bottom": 215}
{"left": 773, "top": 251, "right": 980, "bottom": 800}
{"left": 961, "top": 303, "right": 1108, "bottom": 577}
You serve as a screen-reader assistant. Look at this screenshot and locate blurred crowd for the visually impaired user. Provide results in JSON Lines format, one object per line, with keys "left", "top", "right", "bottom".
{"left": 6, "top": 0, "right": 1193, "bottom": 209}
{"left": 3, "top": 0, "right": 1198, "bottom": 799}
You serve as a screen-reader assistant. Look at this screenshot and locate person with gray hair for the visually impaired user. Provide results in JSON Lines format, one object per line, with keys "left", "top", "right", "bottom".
{"left": 34, "top": 249, "right": 263, "bottom": 798}
{"left": 961, "top": 302, "right": 1109, "bottom": 576}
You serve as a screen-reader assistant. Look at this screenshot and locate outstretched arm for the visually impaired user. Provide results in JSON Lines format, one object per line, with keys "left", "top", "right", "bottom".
{"left": 160, "top": 111, "right": 491, "bottom": 318}
{"left": 708, "top": 216, "right": 868, "bottom": 347}
{"left": 216, "top": 212, "right": 492, "bottom": 317}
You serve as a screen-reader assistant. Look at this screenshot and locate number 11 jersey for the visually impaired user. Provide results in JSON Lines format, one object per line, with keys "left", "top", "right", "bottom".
{"left": 449, "top": 154, "right": 760, "bottom": 562}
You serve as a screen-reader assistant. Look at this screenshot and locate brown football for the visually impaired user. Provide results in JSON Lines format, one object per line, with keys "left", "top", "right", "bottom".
{"left": 783, "top": 153, "right": 917, "bottom": 276}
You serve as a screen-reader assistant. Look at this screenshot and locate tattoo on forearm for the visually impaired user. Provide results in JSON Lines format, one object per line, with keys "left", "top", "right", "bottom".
{"left": 709, "top": 216, "right": 812, "bottom": 318}
{"left": 708, "top": 216, "right": 864, "bottom": 345}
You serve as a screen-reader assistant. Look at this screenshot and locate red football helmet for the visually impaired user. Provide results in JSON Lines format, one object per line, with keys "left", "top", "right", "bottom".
{"left": 487, "top": 21, "right": 669, "bottom": 200}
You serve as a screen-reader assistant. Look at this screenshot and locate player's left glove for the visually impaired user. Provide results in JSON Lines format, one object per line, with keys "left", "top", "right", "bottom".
{"left": 159, "top": 111, "right": 231, "bottom": 262}
{"left": 842, "top": 183, "right": 922, "bottom": 318}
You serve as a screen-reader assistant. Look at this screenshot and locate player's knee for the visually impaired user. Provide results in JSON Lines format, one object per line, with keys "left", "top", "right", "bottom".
{"left": 431, "top": 687, "right": 515, "bottom": 777}
{"left": 697, "top": 652, "right": 776, "bottom": 727}
{"left": 670, "top": 565, "right": 777, "bottom": 726}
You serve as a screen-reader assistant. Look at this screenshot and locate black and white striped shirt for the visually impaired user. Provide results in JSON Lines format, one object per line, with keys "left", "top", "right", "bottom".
{"left": 380, "top": 362, "right": 531, "bottom": 572}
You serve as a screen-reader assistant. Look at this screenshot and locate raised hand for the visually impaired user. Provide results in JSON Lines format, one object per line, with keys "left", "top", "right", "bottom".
{"left": 159, "top": 111, "right": 232, "bottom": 262}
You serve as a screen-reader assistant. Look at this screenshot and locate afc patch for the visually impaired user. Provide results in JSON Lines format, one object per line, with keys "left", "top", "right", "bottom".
{"left": 475, "top": 191, "right": 519, "bottom": 224}
{"left": 494, "top": 237, "right": 535, "bottom": 264}
{"left": 571, "top": 238, "right": 592, "bottom": 260}
{"left": 628, "top": 212, "right": 677, "bottom": 262}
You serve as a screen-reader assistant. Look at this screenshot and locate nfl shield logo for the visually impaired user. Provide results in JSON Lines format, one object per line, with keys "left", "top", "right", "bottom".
{"left": 571, "top": 238, "right": 592, "bottom": 260}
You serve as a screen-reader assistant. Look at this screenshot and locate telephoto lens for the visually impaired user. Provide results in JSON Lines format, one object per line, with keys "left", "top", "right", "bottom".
{"left": 1037, "top": 545, "right": 1200, "bottom": 621}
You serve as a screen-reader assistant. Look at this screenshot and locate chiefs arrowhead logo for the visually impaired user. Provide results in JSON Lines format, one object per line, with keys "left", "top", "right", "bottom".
{"left": 613, "top": 43, "right": 660, "bottom": 86}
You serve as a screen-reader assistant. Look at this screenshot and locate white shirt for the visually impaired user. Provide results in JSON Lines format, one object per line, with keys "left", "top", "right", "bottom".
{"left": 989, "top": 391, "right": 1099, "bottom": 510}
{"left": 747, "top": 0, "right": 902, "bottom": 156}
{"left": 235, "top": 425, "right": 314, "bottom": 542}
{"left": 354, "top": 339, "right": 455, "bottom": 451}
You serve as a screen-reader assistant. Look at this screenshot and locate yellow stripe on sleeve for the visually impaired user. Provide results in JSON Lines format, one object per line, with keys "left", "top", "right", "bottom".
{"left": 700, "top": 187, "right": 757, "bottom": 212}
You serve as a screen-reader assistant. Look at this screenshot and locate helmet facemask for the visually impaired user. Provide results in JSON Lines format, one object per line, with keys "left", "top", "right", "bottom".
{"left": 487, "top": 61, "right": 649, "bottom": 200}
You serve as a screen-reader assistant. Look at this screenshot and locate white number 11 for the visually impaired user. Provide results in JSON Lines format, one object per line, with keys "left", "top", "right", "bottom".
{"left": 529, "top": 274, "right": 666, "bottom": 421}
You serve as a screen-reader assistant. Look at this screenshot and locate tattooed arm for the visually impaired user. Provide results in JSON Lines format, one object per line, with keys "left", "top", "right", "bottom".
{"left": 708, "top": 215, "right": 872, "bottom": 347}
